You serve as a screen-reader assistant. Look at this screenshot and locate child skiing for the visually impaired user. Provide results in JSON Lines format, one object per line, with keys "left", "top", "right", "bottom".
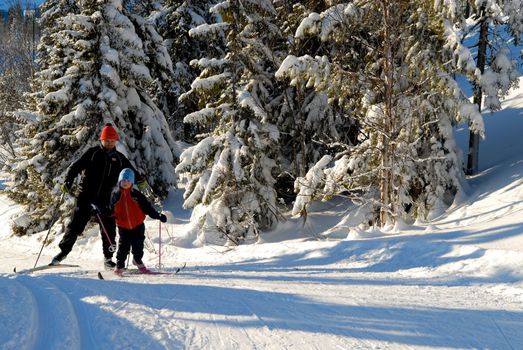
{"left": 110, "top": 168, "right": 167, "bottom": 275}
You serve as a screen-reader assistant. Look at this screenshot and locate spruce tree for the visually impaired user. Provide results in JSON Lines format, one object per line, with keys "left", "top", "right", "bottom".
{"left": 7, "top": 0, "right": 176, "bottom": 235}
{"left": 279, "top": 0, "right": 480, "bottom": 228}
{"left": 175, "top": 0, "right": 281, "bottom": 244}
{"left": 126, "top": 0, "right": 179, "bottom": 145}
{"left": 460, "top": 0, "right": 522, "bottom": 175}
{"left": 158, "top": 0, "right": 221, "bottom": 142}
{"left": 0, "top": 3, "right": 43, "bottom": 163}
{"left": 273, "top": 0, "right": 358, "bottom": 205}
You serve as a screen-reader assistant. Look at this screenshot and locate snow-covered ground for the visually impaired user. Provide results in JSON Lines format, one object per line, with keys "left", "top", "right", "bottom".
{"left": 1, "top": 81, "right": 523, "bottom": 349}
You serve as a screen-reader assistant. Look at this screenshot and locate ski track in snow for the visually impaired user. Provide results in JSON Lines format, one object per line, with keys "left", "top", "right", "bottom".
{"left": 0, "top": 278, "right": 36, "bottom": 350}
{"left": 3, "top": 214, "right": 523, "bottom": 350}
{"left": 8, "top": 275, "right": 82, "bottom": 350}
{"left": 2, "top": 265, "right": 522, "bottom": 349}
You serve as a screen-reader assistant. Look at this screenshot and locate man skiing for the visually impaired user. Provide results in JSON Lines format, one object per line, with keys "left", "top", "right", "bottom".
{"left": 50, "top": 123, "right": 144, "bottom": 269}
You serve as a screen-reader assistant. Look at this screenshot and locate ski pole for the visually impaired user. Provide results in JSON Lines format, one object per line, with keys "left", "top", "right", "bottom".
{"left": 34, "top": 193, "right": 65, "bottom": 268}
{"left": 92, "top": 204, "right": 116, "bottom": 253}
{"left": 157, "top": 221, "right": 163, "bottom": 269}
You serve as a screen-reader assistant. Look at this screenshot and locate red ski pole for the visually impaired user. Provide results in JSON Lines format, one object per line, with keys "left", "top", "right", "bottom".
{"left": 158, "top": 221, "right": 162, "bottom": 269}
{"left": 96, "top": 213, "right": 115, "bottom": 251}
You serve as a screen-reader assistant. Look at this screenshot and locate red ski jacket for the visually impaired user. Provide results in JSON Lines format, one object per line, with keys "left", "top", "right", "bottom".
{"left": 110, "top": 187, "right": 161, "bottom": 230}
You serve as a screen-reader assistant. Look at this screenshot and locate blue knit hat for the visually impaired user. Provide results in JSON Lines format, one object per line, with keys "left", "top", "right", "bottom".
{"left": 118, "top": 168, "right": 135, "bottom": 184}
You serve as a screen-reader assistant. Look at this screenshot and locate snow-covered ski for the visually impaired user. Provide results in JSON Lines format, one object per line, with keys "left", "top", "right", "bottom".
{"left": 14, "top": 263, "right": 80, "bottom": 275}
{"left": 97, "top": 263, "right": 186, "bottom": 280}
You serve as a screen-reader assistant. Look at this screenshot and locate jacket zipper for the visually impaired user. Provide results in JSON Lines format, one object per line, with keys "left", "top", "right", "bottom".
{"left": 96, "top": 151, "right": 108, "bottom": 198}
{"left": 123, "top": 190, "right": 133, "bottom": 229}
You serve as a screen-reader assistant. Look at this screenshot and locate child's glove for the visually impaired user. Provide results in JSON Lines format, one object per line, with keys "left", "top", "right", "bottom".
{"left": 159, "top": 214, "right": 167, "bottom": 223}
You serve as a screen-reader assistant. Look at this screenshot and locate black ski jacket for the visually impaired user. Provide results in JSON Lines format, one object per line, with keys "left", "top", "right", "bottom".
{"left": 65, "top": 145, "right": 141, "bottom": 210}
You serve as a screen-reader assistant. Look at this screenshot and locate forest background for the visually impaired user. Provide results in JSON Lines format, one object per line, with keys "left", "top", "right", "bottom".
{"left": 0, "top": 0, "right": 521, "bottom": 246}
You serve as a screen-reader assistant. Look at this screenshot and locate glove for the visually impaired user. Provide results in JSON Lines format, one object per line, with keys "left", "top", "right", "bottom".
{"left": 60, "top": 183, "right": 71, "bottom": 194}
{"left": 90, "top": 203, "right": 101, "bottom": 215}
{"left": 137, "top": 178, "right": 148, "bottom": 190}
{"left": 159, "top": 214, "right": 167, "bottom": 223}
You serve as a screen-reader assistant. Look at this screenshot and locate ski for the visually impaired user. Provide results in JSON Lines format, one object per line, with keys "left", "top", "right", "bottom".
{"left": 98, "top": 263, "right": 186, "bottom": 279}
{"left": 123, "top": 262, "right": 187, "bottom": 276}
{"left": 14, "top": 263, "right": 80, "bottom": 275}
{"left": 97, "top": 270, "right": 172, "bottom": 279}
{"left": 177, "top": 262, "right": 187, "bottom": 273}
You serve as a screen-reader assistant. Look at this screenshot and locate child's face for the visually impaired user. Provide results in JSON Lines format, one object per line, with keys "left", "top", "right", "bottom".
{"left": 120, "top": 179, "right": 132, "bottom": 189}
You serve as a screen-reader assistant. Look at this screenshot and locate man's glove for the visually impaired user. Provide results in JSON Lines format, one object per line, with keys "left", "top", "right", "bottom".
{"left": 91, "top": 203, "right": 101, "bottom": 215}
{"left": 60, "top": 183, "right": 71, "bottom": 194}
{"left": 159, "top": 214, "right": 167, "bottom": 223}
{"left": 137, "top": 178, "right": 148, "bottom": 190}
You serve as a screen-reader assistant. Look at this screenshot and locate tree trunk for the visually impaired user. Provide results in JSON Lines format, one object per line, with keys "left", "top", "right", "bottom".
{"left": 466, "top": 10, "right": 488, "bottom": 175}
{"left": 295, "top": 82, "right": 307, "bottom": 178}
{"left": 380, "top": 0, "right": 394, "bottom": 226}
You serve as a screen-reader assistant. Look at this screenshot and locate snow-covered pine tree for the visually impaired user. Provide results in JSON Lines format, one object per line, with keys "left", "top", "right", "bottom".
{"left": 6, "top": 0, "right": 84, "bottom": 235}
{"left": 504, "top": 0, "right": 523, "bottom": 44}
{"left": 272, "top": 0, "right": 358, "bottom": 204}
{"left": 158, "top": 0, "right": 222, "bottom": 142}
{"left": 458, "top": 0, "right": 522, "bottom": 175}
{"left": 21, "top": 0, "right": 79, "bottom": 122}
{"left": 277, "top": 0, "right": 480, "bottom": 228}
{"left": 176, "top": 0, "right": 281, "bottom": 245}
{"left": 36, "top": 0, "right": 79, "bottom": 72}
{"left": 0, "top": 3, "right": 43, "bottom": 163}
{"left": 7, "top": 0, "right": 176, "bottom": 235}
{"left": 125, "top": 0, "right": 181, "bottom": 151}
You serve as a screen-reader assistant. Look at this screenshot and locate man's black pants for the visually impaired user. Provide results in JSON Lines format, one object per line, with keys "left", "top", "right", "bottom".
{"left": 56, "top": 200, "right": 116, "bottom": 261}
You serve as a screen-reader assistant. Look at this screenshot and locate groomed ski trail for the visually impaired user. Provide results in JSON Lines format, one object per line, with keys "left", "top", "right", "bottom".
{"left": 7, "top": 275, "right": 82, "bottom": 350}
{"left": 3, "top": 258, "right": 523, "bottom": 349}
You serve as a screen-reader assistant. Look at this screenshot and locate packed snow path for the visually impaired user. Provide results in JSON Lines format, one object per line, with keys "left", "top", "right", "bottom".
{"left": 3, "top": 260, "right": 523, "bottom": 350}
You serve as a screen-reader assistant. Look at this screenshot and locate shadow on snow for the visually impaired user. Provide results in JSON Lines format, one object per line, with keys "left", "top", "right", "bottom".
{"left": 190, "top": 221, "right": 523, "bottom": 287}
{"left": 24, "top": 274, "right": 523, "bottom": 349}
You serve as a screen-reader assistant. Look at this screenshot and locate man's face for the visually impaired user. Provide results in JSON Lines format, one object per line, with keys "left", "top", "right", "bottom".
{"left": 101, "top": 139, "right": 117, "bottom": 150}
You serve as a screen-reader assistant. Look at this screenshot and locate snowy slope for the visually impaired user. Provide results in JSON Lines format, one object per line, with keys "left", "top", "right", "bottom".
{"left": 1, "top": 81, "right": 523, "bottom": 349}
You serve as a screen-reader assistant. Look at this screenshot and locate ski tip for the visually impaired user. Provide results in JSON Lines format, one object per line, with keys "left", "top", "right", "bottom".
{"left": 97, "top": 272, "right": 104, "bottom": 280}
{"left": 174, "top": 262, "right": 187, "bottom": 274}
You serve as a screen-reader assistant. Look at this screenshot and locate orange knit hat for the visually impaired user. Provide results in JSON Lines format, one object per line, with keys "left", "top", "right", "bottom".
{"left": 99, "top": 123, "right": 119, "bottom": 140}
